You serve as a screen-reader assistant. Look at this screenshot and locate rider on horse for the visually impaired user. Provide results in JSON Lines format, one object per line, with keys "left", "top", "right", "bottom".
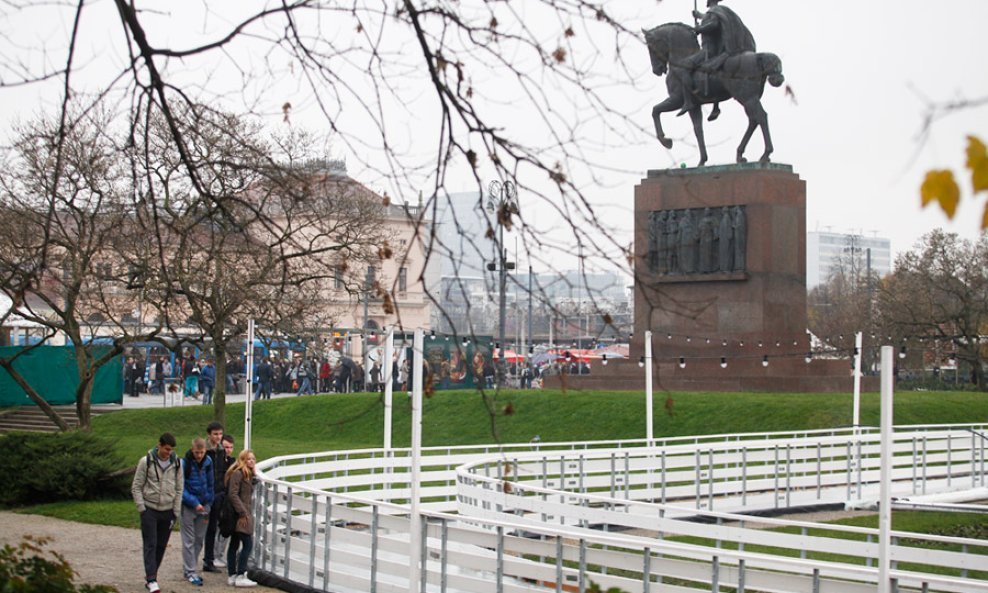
{"left": 678, "top": 0, "right": 756, "bottom": 117}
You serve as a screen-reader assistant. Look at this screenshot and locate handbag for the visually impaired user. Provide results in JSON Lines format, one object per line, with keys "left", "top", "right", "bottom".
{"left": 218, "top": 495, "right": 238, "bottom": 538}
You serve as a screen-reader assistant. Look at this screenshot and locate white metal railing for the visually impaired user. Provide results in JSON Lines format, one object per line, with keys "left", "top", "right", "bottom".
{"left": 253, "top": 425, "right": 988, "bottom": 593}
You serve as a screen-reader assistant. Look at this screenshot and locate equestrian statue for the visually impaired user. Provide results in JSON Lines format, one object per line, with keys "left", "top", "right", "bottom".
{"left": 644, "top": 0, "right": 784, "bottom": 166}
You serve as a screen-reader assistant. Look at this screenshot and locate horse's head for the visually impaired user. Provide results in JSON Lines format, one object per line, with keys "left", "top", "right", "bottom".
{"left": 758, "top": 53, "right": 785, "bottom": 87}
{"left": 643, "top": 22, "right": 699, "bottom": 66}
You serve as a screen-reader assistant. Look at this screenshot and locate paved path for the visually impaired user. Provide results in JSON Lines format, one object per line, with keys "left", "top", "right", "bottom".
{"left": 119, "top": 388, "right": 299, "bottom": 410}
{"left": 0, "top": 511, "right": 279, "bottom": 593}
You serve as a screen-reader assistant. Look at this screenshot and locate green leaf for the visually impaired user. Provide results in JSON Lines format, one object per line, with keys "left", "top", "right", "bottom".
{"left": 920, "top": 169, "right": 960, "bottom": 219}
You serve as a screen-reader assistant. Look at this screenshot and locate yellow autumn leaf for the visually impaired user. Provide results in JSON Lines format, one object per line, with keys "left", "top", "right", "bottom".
{"left": 966, "top": 135, "right": 988, "bottom": 193}
{"left": 920, "top": 169, "right": 960, "bottom": 219}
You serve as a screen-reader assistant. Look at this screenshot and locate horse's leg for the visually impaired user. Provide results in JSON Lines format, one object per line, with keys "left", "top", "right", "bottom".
{"left": 735, "top": 99, "right": 763, "bottom": 163}
{"left": 652, "top": 96, "right": 682, "bottom": 149}
{"left": 688, "top": 107, "right": 707, "bottom": 167}
{"left": 755, "top": 104, "right": 773, "bottom": 162}
{"left": 736, "top": 118, "right": 757, "bottom": 164}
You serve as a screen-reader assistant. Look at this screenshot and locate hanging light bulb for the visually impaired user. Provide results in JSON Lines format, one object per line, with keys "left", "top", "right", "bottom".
{"left": 722, "top": 339, "right": 728, "bottom": 347}
{"left": 666, "top": 333, "right": 672, "bottom": 340}
{"left": 370, "top": 331, "right": 377, "bottom": 340}
{"left": 899, "top": 345, "right": 907, "bottom": 359}
{"left": 705, "top": 338, "right": 711, "bottom": 344}
{"left": 757, "top": 341, "right": 763, "bottom": 348}
{"left": 720, "top": 357, "right": 728, "bottom": 369}
{"left": 775, "top": 340, "right": 781, "bottom": 347}
{"left": 762, "top": 355, "right": 769, "bottom": 367}
{"left": 602, "top": 354, "right": 608, "bottom": 366}
{"left": 678, "top": 357, "right": 686, "bottom": 369}
{"left": 638, "top": 356, "right": 645, "bottom": 368}
{"left": 805, "top": 351, "right": 813, "bottom": 363}
{"left": 430, "top": 329, "right": 436, "bottom": 339}
{"left": 528, "top": 345, "right": 534, "bottom": 354}
{"left": 462, "top": 337, "right": 470, "bottom": 348}
{"left": 739, "top": 340, "right": 745, "bottom": 347}
{"left": 686, "top": 336, "right": 692, "bottom": 343}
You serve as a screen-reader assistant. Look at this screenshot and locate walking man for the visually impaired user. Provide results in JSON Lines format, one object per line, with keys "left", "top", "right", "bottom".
{"left": 199, "top": 359, "right": 216, "bottom": 405}
{"left": 132, "top": 432, "right": 184, "bottom": 593}
{"left": 180, "top": 437, "right": 213, "bottom": 586}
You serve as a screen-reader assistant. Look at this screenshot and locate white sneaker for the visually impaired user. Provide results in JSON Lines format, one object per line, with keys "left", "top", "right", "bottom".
{"left": 214, "top": 559, "right": 227, "bottom": 568}
{"left": 227, "top": 575, "right": 237, "bottom": 586}
{"left": 145, "top": 581, "right": 161, "bottom": 593}
{"left": 234, "top": 574, "right": 258, "bottom": 587}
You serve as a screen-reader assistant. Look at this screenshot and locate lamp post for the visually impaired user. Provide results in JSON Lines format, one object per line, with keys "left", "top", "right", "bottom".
{"left": 487, "top": 180, "right": 517, "bottom": 389}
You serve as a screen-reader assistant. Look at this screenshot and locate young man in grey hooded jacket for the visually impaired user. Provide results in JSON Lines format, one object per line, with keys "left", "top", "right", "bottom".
{"left": 132, "top": 432, "right": 184, "bottom": 593}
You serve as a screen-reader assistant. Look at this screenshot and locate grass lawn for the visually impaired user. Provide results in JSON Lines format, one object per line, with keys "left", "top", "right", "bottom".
{"left": 8, "top": 388, "right": 988, "bottom": 529}
{"left": 88, "top": 388, "right": 988, "bottom": 463}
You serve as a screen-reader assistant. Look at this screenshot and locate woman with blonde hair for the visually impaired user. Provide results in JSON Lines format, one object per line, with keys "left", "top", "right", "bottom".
{"left": 224, "top": 449, "right": 257, "bottom": 588}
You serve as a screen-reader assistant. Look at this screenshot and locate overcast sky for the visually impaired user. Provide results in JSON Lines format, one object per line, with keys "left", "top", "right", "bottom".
{"left": 1, "top": 0, "right": 985, "bottom": 274}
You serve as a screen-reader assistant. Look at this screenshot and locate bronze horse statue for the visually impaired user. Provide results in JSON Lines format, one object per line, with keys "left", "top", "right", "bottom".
{"left": 644, "top": 22, "right": 784, "bottom": 166}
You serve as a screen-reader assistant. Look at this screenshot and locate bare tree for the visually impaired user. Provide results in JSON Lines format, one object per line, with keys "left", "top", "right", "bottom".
{"left": 0, "top": 110, "right": 159, "bottom": 429}
{"left": 878, "top": 230, "right": 988, "bottom": 390}
{"left": 133, "top": 104, "right": 388, "bottom": 423}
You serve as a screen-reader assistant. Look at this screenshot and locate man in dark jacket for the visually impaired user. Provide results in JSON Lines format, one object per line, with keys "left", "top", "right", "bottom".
{"left": 254, "top": 357, "right": 273, "bottom": 401}
{"left": 203, "top": 423, "right": 234, "bottom": 573}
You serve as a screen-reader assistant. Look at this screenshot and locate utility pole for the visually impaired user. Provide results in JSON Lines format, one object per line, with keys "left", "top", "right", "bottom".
{"left": 487, "top": 180, "right": 517, "bottom": 389}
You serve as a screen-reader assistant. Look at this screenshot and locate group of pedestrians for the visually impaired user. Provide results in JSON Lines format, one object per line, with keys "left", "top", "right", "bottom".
{"left": 131, "top": 422, "right": 257, "bottom": 592}
{"left": 252, "top": 354, "right": 374, "bottom": 399}
{"left": 124, "top": 352, "right": 220, "bottom": 405}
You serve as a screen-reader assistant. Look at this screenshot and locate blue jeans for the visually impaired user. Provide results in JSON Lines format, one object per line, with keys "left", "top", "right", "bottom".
{"left": 201, "top": 383, "right": 213, "bottom": 405}
{"left": 227, "top": 532, "right": 253, "bottom": 576}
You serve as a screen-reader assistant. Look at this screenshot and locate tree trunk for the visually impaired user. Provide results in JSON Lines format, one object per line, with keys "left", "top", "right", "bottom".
{"left": 0, "top": 359, "right": 72, "bottom": 431}
{"left": 213, "top": 348, "right": 227, "bottom": 426}
{"left": 974, "top": 360, "right": 986, "bottom": 392}
{"left": 74, "top": 366, "right": 95, "bottom": 431}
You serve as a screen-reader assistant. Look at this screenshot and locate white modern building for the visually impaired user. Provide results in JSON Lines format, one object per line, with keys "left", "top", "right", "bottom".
{"left": 807, "top": 230, "right": 891, "bottom": 289}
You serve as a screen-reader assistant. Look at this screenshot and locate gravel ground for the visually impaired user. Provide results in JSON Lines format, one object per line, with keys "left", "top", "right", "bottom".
{"left": 0, "top": 511, "right": 279, "bottom": 593}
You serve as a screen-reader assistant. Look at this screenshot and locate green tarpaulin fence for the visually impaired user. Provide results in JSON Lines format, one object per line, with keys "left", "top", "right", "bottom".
{"left": 0, "top": 346, "right": 122, "bottom": 406}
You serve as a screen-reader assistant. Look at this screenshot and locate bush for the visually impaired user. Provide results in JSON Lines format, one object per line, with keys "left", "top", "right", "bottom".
{"left": 0, "top": 537, "right": 117, "bottom": 592}
{"left": 0, "top": 432, "right": 130, "bottom": 506}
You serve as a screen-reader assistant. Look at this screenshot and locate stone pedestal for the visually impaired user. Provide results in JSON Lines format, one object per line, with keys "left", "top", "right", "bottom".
{"left": 547, "top": 163, "right": 872, "bottom": 393}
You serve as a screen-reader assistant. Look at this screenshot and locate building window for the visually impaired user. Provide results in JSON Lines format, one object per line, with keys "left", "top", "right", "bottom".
{"left": 366, "top": 266, "right": 377, "bottom": 288}
{"left": 334, "top": 265, "right": 345, "bottom": 290}
{"left": 96, "top": 263, "right": 113, "bottom": 280}
{"left": 398, "top": 267, "right": 408, "bottom": 293}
